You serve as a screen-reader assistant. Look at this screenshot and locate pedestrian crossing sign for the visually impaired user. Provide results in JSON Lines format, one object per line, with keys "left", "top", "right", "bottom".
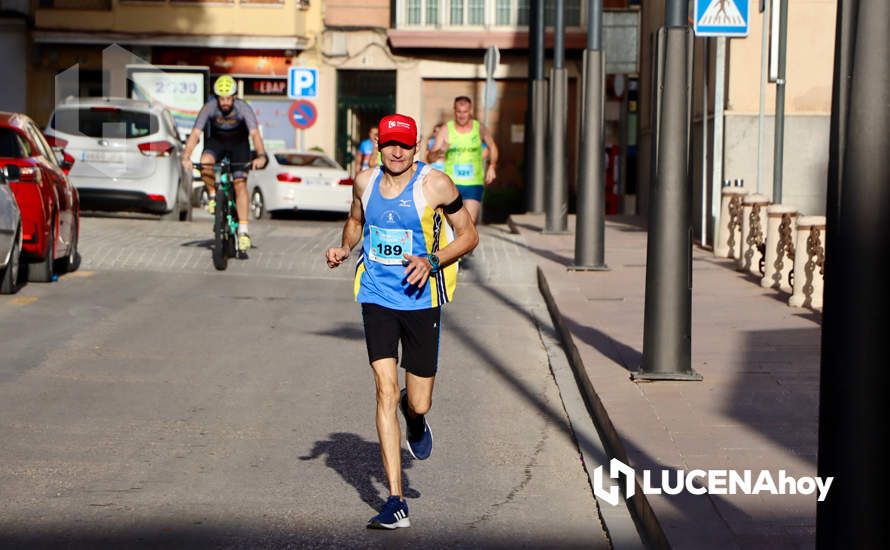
{"left": 694, "top": 0, "right": 749, "bottom": 37}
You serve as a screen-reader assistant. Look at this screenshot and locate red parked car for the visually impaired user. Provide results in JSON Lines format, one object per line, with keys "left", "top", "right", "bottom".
{"left": 0, "top": 112, "right": 80, "bottom": 282}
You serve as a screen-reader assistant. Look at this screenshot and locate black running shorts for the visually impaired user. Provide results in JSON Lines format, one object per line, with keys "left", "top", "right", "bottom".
{"left": 361, "top": 303, "right": 441, "bottom": 378}
{"left": 203, "top": 137, "right": 251, "bottom": 180}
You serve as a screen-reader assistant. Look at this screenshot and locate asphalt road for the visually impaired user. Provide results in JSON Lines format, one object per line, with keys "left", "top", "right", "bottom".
{"left": 0, "top": 211, "right": 609, "bottom": 549}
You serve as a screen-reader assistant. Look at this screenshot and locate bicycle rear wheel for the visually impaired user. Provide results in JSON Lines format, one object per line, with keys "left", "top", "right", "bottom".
{"left": 212, "top": 189, "right": 229, "bottom": 271}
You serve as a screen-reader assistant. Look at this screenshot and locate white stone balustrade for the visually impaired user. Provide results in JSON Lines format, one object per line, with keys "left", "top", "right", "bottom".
{"left": 761, "top": 205, "right": 799, "bottom": 293}
{"left": 789, "top": 216, "right": 826, "bottom": 310}
{"left": 715, "top": 186, "right": 747, "bottom": 259}
{"left": 738, "top": 193, "right": 771, "bottom": 275}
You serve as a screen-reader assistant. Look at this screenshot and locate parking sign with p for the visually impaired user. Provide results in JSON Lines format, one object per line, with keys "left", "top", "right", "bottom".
{"left": 288, "top": 67, "right": 318, "bottom": 99}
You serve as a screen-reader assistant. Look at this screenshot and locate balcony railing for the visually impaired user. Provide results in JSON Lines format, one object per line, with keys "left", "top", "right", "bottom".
{"left": 395, "top": 0, "right": 582, "bottom": 29}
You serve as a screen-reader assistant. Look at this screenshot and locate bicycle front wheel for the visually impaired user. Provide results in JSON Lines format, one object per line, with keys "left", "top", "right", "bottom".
{"left": 212, "top": 190, "right": 229, "bottom": 271}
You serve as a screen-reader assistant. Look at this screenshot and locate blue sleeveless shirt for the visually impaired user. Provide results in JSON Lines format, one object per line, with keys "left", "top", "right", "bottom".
{"left": 354, "top": 162, "right": 458, "bottom": 310}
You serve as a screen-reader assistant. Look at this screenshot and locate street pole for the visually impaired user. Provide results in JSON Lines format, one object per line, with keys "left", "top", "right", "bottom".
{"left": 524, "top": 0, "right": 537, "bottom": 210}
{"left": 771, "top": 0, "right": 788, "bottom": 203}
{"left": 710, "top": 37, "right": 726, "bottom": 235}
{"left": 700, "top": 38, "right": 709, "bottom": 247}
{"left": 817, "top": 0, "right": 889, "bottom": 547}
{"left": 544, "top": 0, "right": 568, "bottom": 233}
{"left": 755, "top": 0, "right": 771, "bottom": 193}
{"left": 634, "top": 0, "right": 701, "bottom": 381}
{"left": 571, "top": 0, "right": 607, "bottom": 269}
{"left": 528, "top": 0, "right": 547, "bottom": 213}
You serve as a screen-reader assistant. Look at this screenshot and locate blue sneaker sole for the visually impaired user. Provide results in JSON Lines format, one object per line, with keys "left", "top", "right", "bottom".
{"left": 367, "top": 517, "right": 411, "bottom": 529}
{"left": 405, "top": 424, "right": 433, "bottom": 460}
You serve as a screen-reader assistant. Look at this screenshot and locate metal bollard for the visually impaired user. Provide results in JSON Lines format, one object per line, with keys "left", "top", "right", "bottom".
{"left": 715, "top": 186, "right": 747, "bottom": 258}
{"left": 760, "top": 204, "right": 798, "bottom": 293}
{"left": 738, "top": 193, "right": 771, "bottom": 275}
{"left": 789, "top": 216, "right": 826, "bottom": 310}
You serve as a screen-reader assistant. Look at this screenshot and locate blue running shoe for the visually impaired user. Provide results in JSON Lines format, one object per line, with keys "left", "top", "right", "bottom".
{"left": 400, "top": 389, "right": 433, "bottom": 460}
{"left": 367, "top": 496, "right": 410, "bottom": 529}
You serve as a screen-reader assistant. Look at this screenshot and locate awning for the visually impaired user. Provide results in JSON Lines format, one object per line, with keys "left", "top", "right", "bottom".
{"left": 32, "top": 31, "right": 309, "bottom": 51}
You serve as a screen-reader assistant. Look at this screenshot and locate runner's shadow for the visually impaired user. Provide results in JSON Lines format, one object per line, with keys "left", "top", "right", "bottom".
{"left": 311, "top": 323, "right": 365, "bottom": 340}
{"left": 299, "top": 432, "right": 420, "bottom": 511}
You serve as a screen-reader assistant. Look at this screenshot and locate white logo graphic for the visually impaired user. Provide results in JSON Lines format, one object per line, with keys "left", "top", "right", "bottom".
{"left": 699, "top": 0, "right": 745, "bottom": 27}
{"left": 592, "top": 458, "right": 835, "bottom": 506}
{"left": 592, "top": 459, "right": 636, "bottom": 506}
{"left": 399, "top": 199, "right": 413, "bottom": 208}
{"left": 382, "top": 210, "right": 400, "bottom": 225}
{"left": 388, "top": 120, "right": 411, "bottom": 129}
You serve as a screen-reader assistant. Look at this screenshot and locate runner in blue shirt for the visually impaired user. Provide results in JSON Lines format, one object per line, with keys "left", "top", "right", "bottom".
{"left": 355, "top": 127, "right": 379, "bottom": 173}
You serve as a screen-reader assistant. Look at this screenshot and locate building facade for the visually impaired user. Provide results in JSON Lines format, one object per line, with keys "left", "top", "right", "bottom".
{"left": 27, "top": 0, "right": 319, "bottom": 143}
{"left": 307, "top": 0, "right": 640, "bottom": 218}
{"left": 637, "top": 0, "right": 837, "bottom": 243}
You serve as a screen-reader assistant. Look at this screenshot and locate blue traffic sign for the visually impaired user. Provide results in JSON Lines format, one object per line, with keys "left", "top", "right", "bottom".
{"left": 288, "top": 67, "right": 318, "bottom": 99}
{"left": 288, "top": 100, "right": 317, "bottom": 130}
{"left": 694, "top": 0, "right": 749, "bottom": 37}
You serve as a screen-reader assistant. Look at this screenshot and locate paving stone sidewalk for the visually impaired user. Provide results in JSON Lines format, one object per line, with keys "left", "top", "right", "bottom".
{"left": 510, "top": 214, "right": 821, "bottom": 550}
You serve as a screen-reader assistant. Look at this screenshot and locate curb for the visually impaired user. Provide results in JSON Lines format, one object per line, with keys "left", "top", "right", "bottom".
{"left": 532, "top": 261, "right": 672, "bottom": 550}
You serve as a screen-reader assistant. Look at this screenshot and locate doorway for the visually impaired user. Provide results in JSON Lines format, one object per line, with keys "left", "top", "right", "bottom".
{"left": 336, "top": 70, "right": 396, "bottom": 175}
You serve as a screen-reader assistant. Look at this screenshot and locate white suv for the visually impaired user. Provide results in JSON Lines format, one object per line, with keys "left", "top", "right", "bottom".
{"left": 44, "top": 97, "right": 192, "bottom": 221}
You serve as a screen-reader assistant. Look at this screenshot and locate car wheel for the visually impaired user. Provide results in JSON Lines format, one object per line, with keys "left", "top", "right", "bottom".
{"left": 160, "top": 197, "right": 179, "bottom": 221}
{"left": 0, "top": 227, "right": 21, "bottom": 294}
{"left": 250, "top": 188, "right": 268, "bottom": 220}
{"left": 27, "top": 221, "right": 55, "bottom": 283}
{"left": 179, "top": 194, "right": 193, "bottom": 221}
{"left": 56, "top": 221, "right": 80, "bottom": 274}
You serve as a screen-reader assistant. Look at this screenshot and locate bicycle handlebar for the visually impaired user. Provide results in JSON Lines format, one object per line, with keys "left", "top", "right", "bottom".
{"left": 190, "top": 161, "right": 256, "bottom": 169}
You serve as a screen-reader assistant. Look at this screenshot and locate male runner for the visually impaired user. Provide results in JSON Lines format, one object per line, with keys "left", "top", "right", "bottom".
{"left": 325, "top": 114, "right": 478, "bottom": 529}
{"left": 182, "top": 75, "right": 268, "bottom": 251}
{"left": 430, "top": 96, "right": 499, "bottom": 225}
{"left": 355, "top": 127, "right": 379, "bottom": 174}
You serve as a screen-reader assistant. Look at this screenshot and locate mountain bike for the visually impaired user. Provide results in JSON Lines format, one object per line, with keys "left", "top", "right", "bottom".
{"left": 194, "top": 159, "right": 252, "bottom": 271}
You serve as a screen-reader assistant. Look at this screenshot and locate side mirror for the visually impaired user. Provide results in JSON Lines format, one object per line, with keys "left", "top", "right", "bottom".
{"left": 3, "top": 165, "right": 21, "bottom": 181}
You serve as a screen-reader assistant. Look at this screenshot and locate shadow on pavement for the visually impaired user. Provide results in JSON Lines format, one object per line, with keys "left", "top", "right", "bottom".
{"left": 180, "top": 239, "right": 213, "bottom": 249}
{"left": 310, "top": 322, "right": 366, "bottom": 341}
{"left": 728, "top": 328, "right": 821, "bottom": 467}
{"left": 470, "top": 279, "right": 805, "bottom": 548}
{"left": 0, "top": 527, "right": 601, "bottom": 549}
{"left": 485, "top": 230, "right": 573, "bottom": 266}
{"left": 562, "top": 315, "right": 641, "bottom": 373}
{"left": 300, "top": 432, "right": 420, "bottom": 512}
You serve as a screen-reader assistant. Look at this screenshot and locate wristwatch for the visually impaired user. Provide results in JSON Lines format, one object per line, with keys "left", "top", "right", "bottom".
{"left": 426, "top": 253, "right": 440, "bottom": 273}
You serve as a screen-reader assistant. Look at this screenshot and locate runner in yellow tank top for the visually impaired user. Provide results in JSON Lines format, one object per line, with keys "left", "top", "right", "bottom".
{"left": 429, "top": 96, "right": 499, "bottom": 226}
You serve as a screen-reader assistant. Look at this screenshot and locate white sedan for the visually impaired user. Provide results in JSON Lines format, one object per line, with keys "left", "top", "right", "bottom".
{"left": 248, "top": 151, "right": 353, "bottom": 219}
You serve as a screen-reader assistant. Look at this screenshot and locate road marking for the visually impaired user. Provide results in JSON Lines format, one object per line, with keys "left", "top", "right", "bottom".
{"left": 9, "top": 296, "right": 38, "bottom": 306}
{"left": 66, "top": 271, "right": 95, "bottom": 278}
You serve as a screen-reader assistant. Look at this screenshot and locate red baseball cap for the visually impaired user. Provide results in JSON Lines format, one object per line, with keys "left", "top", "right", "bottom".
{"left": 378, "top": 114, "right": 418, "bottom": 147}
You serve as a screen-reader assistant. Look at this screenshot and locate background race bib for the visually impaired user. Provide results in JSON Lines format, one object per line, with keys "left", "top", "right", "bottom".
{"left": 369, "top": 226, "right": 413, "bottom": 265}
{"left": 453, "top": 163, "right": 475, "bottom": 179}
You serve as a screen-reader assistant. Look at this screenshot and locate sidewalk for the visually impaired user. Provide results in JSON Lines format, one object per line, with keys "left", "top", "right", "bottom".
{"left": 510, "top": 214, "right": 820, "bottom": 550}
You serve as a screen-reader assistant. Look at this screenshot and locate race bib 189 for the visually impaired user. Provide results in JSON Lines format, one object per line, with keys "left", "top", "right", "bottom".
{"left": 369, "top": 226, "right": 413, "bottom": 265}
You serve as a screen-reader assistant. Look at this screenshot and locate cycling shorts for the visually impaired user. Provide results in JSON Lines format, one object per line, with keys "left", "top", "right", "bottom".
{"left": 203, "top": 138, "right": 251, "bottom": 180}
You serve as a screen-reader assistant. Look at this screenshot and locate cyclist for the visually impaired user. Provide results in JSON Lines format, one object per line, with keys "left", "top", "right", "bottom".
{"left": 182, "top": 75, "right": 268, "bottom": 251}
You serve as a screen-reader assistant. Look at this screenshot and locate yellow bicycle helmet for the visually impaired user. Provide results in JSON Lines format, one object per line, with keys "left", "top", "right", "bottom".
{"left": 213, "top": 75, "right": 237, "bottom": 97}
